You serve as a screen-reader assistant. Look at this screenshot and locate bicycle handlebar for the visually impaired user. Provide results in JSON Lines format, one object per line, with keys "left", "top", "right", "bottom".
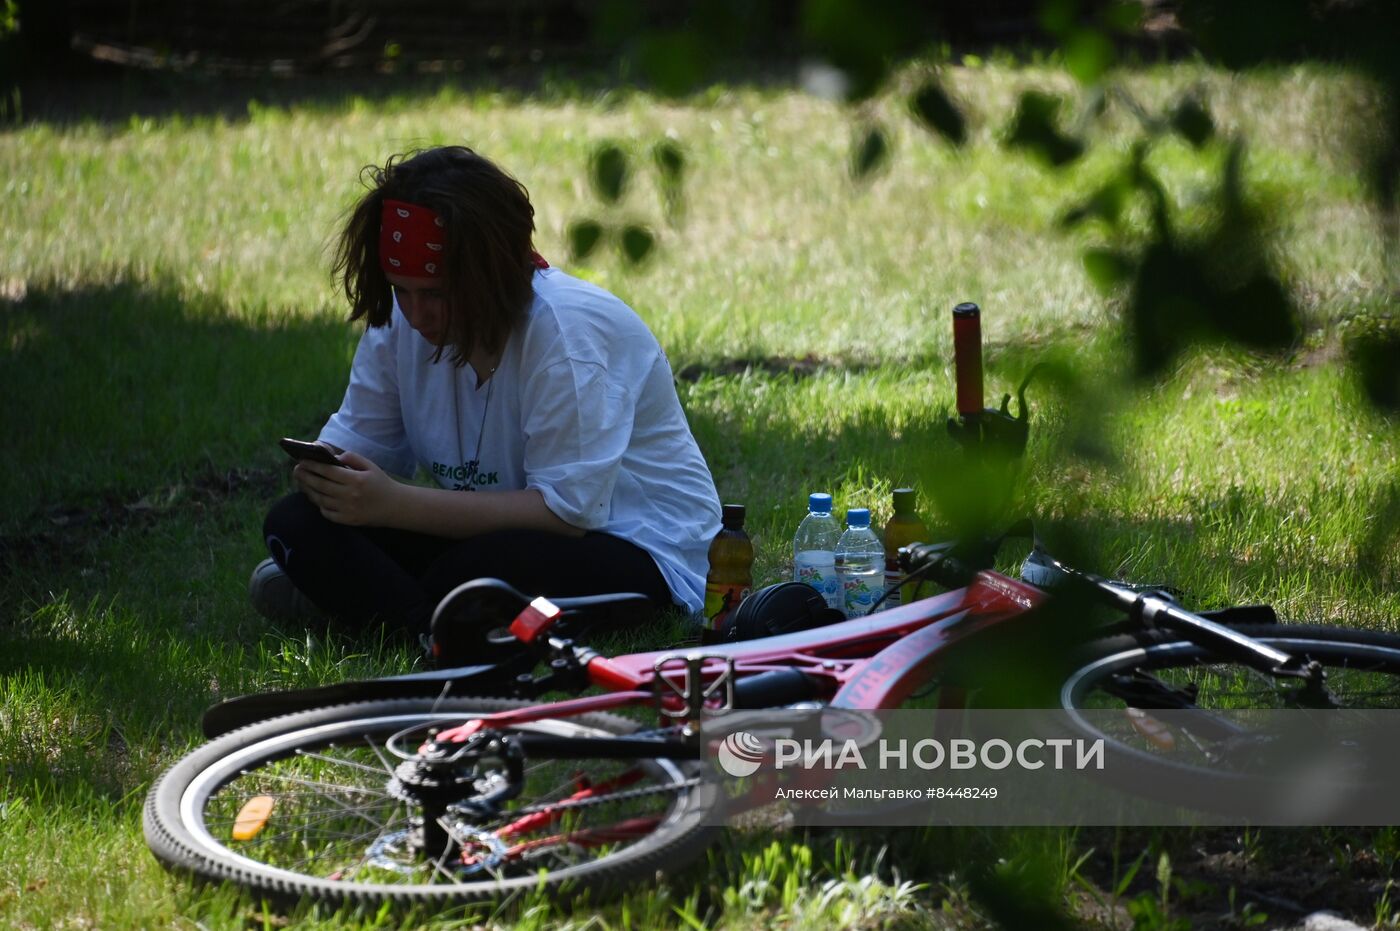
{"left": 952, "top": 302, "right": 984, "bottom": 416}
{"left": 898, "top": 530, "right": 1318, "bottom": 683}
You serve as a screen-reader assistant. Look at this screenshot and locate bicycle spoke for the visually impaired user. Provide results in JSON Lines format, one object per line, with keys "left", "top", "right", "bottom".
{"left": 202, "top": 789, "right": 388, "bottom": 826}
{"left": 223, "top": 773, "right": 393, "bottom": 833}
{"left": 363, "top": 734, "right": 398, "bottom": 776}
{"left": 232, "top": 806, "right": 399, "bottom": 848}
{"left": 294, "top": 748, "right": 398, "bottom": 778}
{"left": 280, "top": 823, "right": 403, "bottom": 872}
{"left": 246, "top": 768, "right": 393, "bottom": 802}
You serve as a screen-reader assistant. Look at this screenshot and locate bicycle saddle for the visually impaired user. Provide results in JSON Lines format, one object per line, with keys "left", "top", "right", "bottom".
{"left": 429, "top": 578, "right": 654, "bottom": 666}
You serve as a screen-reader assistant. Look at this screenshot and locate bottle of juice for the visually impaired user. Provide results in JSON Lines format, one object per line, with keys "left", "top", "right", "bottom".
{"left": 704, "top": 504, "right": 753, "bottom": 630}
{"left": 883, "top": 488, "right": 929, "bottom": 609}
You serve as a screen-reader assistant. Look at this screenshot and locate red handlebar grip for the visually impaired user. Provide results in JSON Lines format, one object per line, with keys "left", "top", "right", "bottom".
{"left": 952, "top": 302, "right": 983, "bottom": 416}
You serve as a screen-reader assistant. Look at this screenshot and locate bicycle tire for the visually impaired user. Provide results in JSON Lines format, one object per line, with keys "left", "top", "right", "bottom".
{"left": 1053, "top": 623, "right": 1400, "bottom": 802}
{"left": 144, "top": 696, "right": 719, "bottom": 908}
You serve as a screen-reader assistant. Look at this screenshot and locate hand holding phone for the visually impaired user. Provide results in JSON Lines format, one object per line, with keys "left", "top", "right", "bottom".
{"left": 279, "top": 438, "right": 347, "bottom": 468}
{"left": 283, "top": 440, "right": 396, "bottom": 527}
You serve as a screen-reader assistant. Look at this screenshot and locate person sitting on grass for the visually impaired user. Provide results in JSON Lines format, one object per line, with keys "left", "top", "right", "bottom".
{"left": 250, "top": 145, "right": 721, "bottom": 639}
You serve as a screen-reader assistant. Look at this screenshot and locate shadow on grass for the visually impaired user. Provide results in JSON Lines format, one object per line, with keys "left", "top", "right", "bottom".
{"left": 0, "top": 278, "right": 355, "bottom": 530}
{"left": 0, "top": 600, "right": 217, "bottom": 801}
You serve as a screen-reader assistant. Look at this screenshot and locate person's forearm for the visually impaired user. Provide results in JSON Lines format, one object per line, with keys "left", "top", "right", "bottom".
{"left": 387, "top": 484, "right": 585, "bottom": 539}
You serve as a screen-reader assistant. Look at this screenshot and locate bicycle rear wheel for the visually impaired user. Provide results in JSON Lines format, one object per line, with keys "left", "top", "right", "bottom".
{"left": 144, "top": 697, "right": 718, "bottom": 909}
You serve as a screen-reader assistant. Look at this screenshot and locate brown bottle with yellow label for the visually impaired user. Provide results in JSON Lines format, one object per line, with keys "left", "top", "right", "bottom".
{"left": 883, "top": 488, "right": 928, "bottom": 609}
{"left": 704, "top": 504, "right": 754, "bottom": 630}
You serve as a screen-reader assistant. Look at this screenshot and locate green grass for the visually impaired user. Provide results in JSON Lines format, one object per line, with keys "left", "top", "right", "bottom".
{"left": 2, "top": 58, "right": 1398, "bottom": 929}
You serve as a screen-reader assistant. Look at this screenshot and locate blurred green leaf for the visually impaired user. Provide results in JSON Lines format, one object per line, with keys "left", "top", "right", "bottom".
{"left": 620, "top": 224, "right": 656, "bottom": 264}
{"left": 590, "top": 143, "right": 629, "bottom": 204}
{"left": 1064, "top": 28, "right": 1114, "bottom": 84}
{"left": 635, "top": 30, "right": 708, "bottom": 97}
{"left": 1082, "top": 248, "right": 1133, "bottom": 292}
{"left": 1170, "top": 95, "right": 1215, "bottom": 148}
{"left": 0, "top": 0, "right": 19, "bottom": 36}
{"left": 567, "top": 219, "right": 605, "bottom": 260}
{"left": 850, "top": 124, "right": 890, "bottom": 181}
{"left": 909, "top": 80, "right": 967, "bottom": 147}
{"left": 1004, "top": 91, "right": 1084, "bottom": 168}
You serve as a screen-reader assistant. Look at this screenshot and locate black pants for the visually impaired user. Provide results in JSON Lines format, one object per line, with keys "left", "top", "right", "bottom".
{"left": 263, "top": 492, "right": 673, "bottom": 635}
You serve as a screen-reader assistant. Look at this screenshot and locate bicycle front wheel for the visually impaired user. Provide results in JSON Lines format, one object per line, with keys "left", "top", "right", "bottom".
{"left": 1057, "top": 623, "right": 1400, "bottom": 791}
{"left": 144, "top": 697, "right": 718, "bottom": 909}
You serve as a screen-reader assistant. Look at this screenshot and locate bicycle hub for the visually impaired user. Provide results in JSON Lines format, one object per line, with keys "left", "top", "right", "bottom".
{"left": 388, "top": 730, "right": 525, "bottom": 859}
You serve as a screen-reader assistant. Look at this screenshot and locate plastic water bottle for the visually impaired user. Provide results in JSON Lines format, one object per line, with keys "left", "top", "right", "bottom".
{"left": 836, "top": 508, "right": 885, "bottom": 618}
{"left": 793, "top": 493, "right": 842, "bottom": 612}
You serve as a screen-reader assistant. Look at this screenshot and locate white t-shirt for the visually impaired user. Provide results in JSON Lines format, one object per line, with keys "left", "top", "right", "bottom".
{"left": 319, "top": 267, "right": 721, "bottom": 613}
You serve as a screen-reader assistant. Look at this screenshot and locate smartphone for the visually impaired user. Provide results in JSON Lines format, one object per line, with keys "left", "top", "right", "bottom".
{"left": 279, "top": 438, "right": 346, "bottom": 468}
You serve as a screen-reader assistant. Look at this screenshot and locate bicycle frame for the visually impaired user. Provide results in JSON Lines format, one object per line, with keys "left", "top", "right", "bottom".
{"left": 422, "top": 546, "right": 1328, "bottom": 757}
{"left": 426, "top": 570, "right": 1047, "bottom": 745}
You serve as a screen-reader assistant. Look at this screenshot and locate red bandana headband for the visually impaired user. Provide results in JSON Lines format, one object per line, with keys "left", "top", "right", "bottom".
{"left": 378, "top": 198, "right": 549, "bottom": 277}
{"left": 379, "top": 199, "right": 445, "bottom": 277}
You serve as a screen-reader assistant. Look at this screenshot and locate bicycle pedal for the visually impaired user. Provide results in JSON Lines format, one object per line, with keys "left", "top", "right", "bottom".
{"left": 652, "top": 652, "right": 736, "bottom": 719}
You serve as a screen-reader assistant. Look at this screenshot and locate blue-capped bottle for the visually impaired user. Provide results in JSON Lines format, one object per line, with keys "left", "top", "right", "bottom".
{"left": 793, "top": 493, "right": 842, "bottom": 612}
{"left": 836, "top": 508, "right": 885, "bottom": 618}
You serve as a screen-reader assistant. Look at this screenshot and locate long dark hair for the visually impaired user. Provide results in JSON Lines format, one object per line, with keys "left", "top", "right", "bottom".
{"left": 334, "top": 146, "right": 538, "bottom": 365}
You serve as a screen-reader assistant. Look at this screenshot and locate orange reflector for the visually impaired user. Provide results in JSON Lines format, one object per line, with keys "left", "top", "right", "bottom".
{"left": 1126, "top": 707, "right": 1176, "bottom": 751}
{"left": 232, "top": 795, "right": 276, "bottom": 841}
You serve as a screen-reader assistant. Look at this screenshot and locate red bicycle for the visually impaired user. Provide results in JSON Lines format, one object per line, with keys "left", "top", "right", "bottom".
{"left": 144, "top": 305, "right": 1400, "bottom": 908}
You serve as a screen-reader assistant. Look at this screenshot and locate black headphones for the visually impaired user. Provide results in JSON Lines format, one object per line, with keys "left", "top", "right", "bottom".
{"left": 723, "top": 582, "right": 845, "bottom": 642}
